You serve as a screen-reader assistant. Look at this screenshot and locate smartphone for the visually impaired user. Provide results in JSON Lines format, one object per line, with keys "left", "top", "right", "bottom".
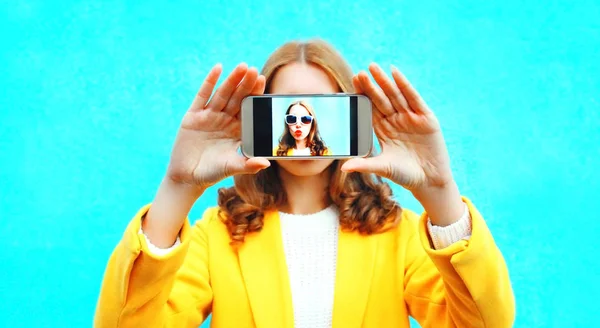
{"left": 241, "top": 94, "right": 372, "bottom": 159}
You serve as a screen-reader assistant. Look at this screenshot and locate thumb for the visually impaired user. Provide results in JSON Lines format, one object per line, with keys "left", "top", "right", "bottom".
{"left": 341, "top": 157, "right": 391, "bottom": 178}
{"left": 244, "top": 157, "right": 271, "bottom": 174}
{"left": 226, "top": 156, "right": 271, "bottom": 176}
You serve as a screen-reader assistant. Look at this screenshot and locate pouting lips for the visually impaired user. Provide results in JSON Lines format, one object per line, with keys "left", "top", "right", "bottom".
{"left": 294, "top": 130, "right": 302, "bottom": 136}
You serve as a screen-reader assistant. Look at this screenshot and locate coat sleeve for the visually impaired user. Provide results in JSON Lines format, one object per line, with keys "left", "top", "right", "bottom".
{"left": 403, "top": 197, "right": 516, "bottom": 328}
{"left": 94, "top": 205, "right": 216, "bottom": 328}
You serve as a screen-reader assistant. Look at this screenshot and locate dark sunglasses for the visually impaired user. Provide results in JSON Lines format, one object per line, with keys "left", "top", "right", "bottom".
{"left": 285, "top": 114, "right": 313, "bottom": 125}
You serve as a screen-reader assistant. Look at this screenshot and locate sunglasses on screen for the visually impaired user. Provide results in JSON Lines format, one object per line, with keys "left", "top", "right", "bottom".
{"left": 285, "top": 114, "right": 313, "bottom": 125}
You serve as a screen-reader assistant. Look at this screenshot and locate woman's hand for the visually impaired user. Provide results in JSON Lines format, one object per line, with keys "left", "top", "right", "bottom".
{"left": 342, "top": 63, "right": 464, "bottom": 225}
{"left": 167, "top": 63, "right": 271, "bottom": 190}
{"left": 143, "top": 63, "right": 270, "bottom": 247}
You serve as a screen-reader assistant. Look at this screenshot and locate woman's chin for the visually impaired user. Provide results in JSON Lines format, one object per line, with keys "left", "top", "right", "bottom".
{"left": 277, "top": 159, "right": 335, "bottom": 177}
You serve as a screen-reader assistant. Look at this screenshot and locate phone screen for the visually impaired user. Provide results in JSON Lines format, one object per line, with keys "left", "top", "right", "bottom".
{"left": 251, "top": 95, "right": 360, "bottom": 157}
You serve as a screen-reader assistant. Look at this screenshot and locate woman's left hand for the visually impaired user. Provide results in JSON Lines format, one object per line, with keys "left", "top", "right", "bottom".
{"left": 342, "top": 63, "right": 453, "bottom": 192}
{"left": 342, "top": 63, "right": 466, "bottom": 225}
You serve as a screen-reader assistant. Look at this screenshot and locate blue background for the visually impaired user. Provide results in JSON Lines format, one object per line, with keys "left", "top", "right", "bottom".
{"left": 1, "top": 0, "right": 599, "bottom": 327}
{"left": 271, "top": 96, "right": 351, "bottom": 155}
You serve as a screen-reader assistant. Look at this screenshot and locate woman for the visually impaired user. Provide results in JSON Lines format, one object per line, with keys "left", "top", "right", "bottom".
{"left": 95, "top": 40, "right": 515, "bottom": 328}
{"left": 274, "top": 100, "right": 331, "bottom": 156}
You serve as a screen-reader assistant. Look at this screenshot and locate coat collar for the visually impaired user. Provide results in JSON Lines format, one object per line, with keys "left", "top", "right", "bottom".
{"left": 332, "top": 227, "right": 378, "bottom": 327}
{"left": 238, "top": 209, "right": 378, "bottom": 328}
{"left": 238, "top": 210, "right": 294, "bottom": 328}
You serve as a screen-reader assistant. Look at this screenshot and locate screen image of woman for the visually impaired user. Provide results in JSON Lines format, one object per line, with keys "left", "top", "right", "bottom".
{"left": 274, "top": 101, "right": 331, "bottom": 156}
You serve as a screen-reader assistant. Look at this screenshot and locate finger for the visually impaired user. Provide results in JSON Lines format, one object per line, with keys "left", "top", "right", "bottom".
{"left": 377, "top": 113, "right": 398, "bottom": 138}
{"left": 250, "top": 75, "right": 266, "bottom": 95}
{"left": 369, "top": 100, "right": 385, "bottom": 133}
{"left": 371, "top": 108, "right": 391, "bottom": 142}
{"left": 355, "top": 73, "right": 380, "bottom": 136}
{"left": 340, "top": 156, "right": 391, "bottom": 179}
{"left": 352, "top": 75, "right": 364, "bottom": 94}
{"left": 223, "top": 67, "right": 259, "bottom": 115}
{"left": 206, "top": 63, "right": 249, "bottom": 112}
{"left": 368, "top": 63, "right": 411, "bottom": 113}
{"left": 357, "top": 70, "right": 395, "bottom": 117}
{"left": 369, "top": 103, "right": 395, "bottom": 141}
{"left": 359, "top": 75, "right": 390, "bottom": 143}
{"left": 189, "top": 64, "right": 222, "bottom": 111}
{"left": 390, "top": 65, "right": 431, "bottom": 115}
{"left": 235, "top": 75, "right": 266, "bottom": 121}
{"left": 225, "top": 156, "right": 271, "bottom": 176}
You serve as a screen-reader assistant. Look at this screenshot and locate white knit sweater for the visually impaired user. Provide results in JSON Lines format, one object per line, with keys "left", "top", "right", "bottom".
{"left": 140, "top": 203, "right": 472, "bottom": 327}
{"left": 278, "top": 205, "right": 340, "bottom": 327}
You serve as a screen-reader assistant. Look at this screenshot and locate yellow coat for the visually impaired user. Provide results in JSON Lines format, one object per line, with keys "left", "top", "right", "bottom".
{"left": 273, "top": 146, "right": 333, "bottom": 156}
{"left": 94, "top": 197, "right": 515, "bottom": 328}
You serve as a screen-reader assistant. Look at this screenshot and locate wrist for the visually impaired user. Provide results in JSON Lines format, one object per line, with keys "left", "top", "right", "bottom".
{"left": 163, "top": 176, "right": 206, "bottom": 200}
{"left": 412, "top": 180, "right": 464, "bottom": 227}
{"left": 143, "top": 177, "right": 205, "bottom": 248}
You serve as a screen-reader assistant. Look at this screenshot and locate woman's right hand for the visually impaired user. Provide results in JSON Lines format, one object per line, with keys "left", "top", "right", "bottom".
{"left": 167, "top": 63, "right": 271, "bottom": 190}
{"left": 142, "top": 63, "right": 270, "bottom": 248}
